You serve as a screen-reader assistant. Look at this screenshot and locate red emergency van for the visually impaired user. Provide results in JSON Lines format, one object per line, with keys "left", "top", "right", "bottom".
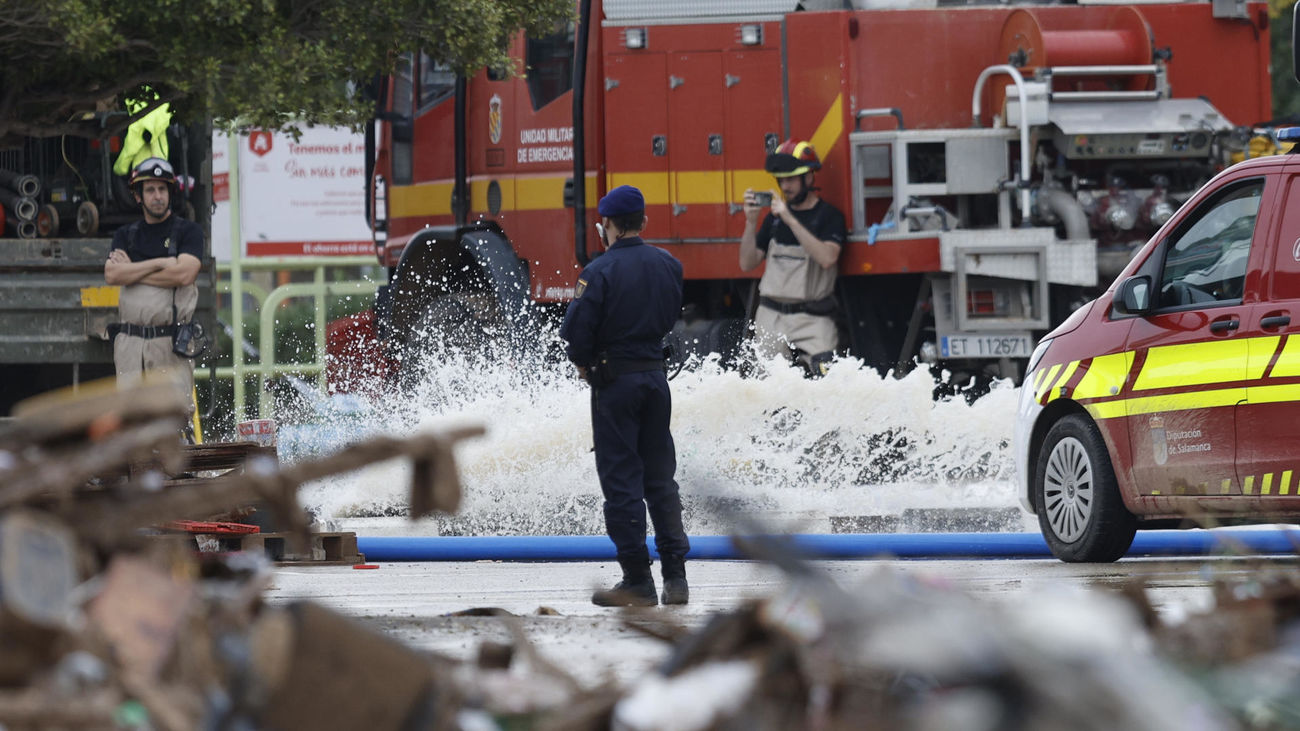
{"left": 1015, "top": 141, "right": 1300, "bottom": 562}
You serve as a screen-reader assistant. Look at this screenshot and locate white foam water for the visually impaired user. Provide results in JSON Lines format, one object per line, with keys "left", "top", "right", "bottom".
{"left": 289, "top": 325, "right": 1026, "bottom": 537}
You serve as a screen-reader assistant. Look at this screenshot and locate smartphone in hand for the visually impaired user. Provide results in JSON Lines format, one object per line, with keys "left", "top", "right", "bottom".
{"left": 751, "top": 191, "right": 773, "bottom": 207}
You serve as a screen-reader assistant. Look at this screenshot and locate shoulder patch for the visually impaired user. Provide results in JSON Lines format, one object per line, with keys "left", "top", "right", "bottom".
{"left": 575, "top": 278, "right": 587, "bottom": 298}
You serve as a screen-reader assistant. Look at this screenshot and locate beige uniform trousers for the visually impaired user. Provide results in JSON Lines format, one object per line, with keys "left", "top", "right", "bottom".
{"left": 114, "top": 281, "right": 196, "bottom": 417}
{"left": 753, "top": 305, "right": 837, "bottom": 363}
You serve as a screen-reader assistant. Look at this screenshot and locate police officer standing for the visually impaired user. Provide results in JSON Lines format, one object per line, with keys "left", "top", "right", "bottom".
{"left": 104, "top": 157, "right": 204, "bottom": 423}
{"left": 560, "top": 185, "right": 691, "bottom": 607}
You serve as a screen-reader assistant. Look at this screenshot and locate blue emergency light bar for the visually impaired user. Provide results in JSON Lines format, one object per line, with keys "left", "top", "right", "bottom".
{"left": 1275, "top": 127, "right": 1300, "bottom": 144}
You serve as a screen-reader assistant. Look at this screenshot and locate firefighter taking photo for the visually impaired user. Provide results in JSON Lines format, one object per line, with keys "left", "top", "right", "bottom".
{"left": 739, "top": 139, "right": 848, "bottom": 376}
{"left": 559, "top": 184, "right": 691, "bottom": 607}
{"left": 104, "top": 157, "right": 205, "bottom": 431}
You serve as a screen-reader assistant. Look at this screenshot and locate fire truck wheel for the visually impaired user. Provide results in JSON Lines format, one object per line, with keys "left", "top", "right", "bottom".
{"left": 407, "top": 291, "right": 503, "bottom": 361}
{"left": 1034, "top": 414, "right": 1137, "bottom": 563}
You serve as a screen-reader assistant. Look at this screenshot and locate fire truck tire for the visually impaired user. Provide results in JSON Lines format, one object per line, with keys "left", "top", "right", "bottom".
{"left": 1034, "top": 414, "right": 1137, "bottom": 563}
{"left": 413, "top": 291, "right": 503, "bottom": 352}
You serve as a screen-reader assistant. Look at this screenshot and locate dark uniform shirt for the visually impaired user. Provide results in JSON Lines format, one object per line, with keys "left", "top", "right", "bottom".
{"left": 755, "top": 198, "right": 847, "bottom": 254}
{"left": 560, "top": 236, "right": 684, "bottom": 365}
{"left": 110, "top": 216, "right": 204, "bottom": 262}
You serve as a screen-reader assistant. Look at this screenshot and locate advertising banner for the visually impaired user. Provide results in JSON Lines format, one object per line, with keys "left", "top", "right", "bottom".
{"left": 212, "top": 126, "right": 372, "bottom": 260}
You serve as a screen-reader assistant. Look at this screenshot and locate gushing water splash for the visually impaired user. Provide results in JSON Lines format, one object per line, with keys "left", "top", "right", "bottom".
{"left": 291, "top": 319, "right": 1024, "bottom": 536}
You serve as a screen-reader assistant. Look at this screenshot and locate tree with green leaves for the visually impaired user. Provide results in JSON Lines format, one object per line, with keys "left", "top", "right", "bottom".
{"left": 0, "top": 0, "right": 573, "bottom": 146}
{"left": 1270, "top": 0, "right": 1300, "bottom": 121}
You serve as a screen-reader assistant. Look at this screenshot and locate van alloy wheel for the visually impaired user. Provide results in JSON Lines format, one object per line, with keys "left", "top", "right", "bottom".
{"left": 1034, "top": 413, "right": 1137, "bottom": 562}
{"left": 1042, "top": 436, "right": 1092, "bottom": 543}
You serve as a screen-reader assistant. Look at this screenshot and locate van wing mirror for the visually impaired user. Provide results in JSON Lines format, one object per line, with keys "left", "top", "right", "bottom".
{"left": 1113, "top": 275, "right": 1152, "bottom": 316}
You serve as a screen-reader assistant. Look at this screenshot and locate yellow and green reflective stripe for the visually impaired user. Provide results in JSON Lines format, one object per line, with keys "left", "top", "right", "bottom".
{"left": 1034, "top": 363, "right": 1062, "bottom": 402}
{"left": 1073, "top": 352, "right": 1132, "bottom": 400}
{"left": 1134, "top": 339, "right": 1248, "bottom": 391}
{"left": 1271, "top": 337, "right": 1300, "bottom": 378}
{"left": 1244, "top": 382, "right": 1300, "bottom": 406}
{"left": 1248, "top": 336, "right": 1282, "bottom": 380}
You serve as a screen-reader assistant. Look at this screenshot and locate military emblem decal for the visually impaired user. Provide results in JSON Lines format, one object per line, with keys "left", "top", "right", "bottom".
{"left": 575, "top": 278, "right": 587, "bottom": 298}
{"left": 489, "top": 94, "right": 503, "bottom": 145}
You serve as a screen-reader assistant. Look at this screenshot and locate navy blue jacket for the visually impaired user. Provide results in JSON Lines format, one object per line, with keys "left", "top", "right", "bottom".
{"left": 560, "top": 236, "right": 683, "bottom": 365}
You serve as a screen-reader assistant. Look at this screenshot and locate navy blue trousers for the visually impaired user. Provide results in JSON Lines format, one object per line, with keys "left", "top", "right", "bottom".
{"left": 591, "top": 370, "right": 690, "bottom": 561}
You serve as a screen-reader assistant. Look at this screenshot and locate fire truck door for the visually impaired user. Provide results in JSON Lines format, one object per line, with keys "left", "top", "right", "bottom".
{"left": 603, "top": 53, "right": 669, "bottom": 225}
{"left": 1238, "top": 171, "right": 1300, "bottom": 498}
{"left": 1124, "top": 178, "right": 1266, "bottom": 498}
{"left": 666, "top": 53, "right": 726, "bottom": 239}
{"left": 722, "top": 50, "right": 782, "bottom": 240}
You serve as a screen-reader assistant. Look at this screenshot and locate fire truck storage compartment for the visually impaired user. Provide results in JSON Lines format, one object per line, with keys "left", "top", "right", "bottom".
{"left": 601, "top": 30, "right": 782, "bottom": 242}
{"left": 851, "top": 128, "right": 1017, "bottom": 235}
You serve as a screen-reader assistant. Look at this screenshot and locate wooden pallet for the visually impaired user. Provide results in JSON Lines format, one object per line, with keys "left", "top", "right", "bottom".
{"left": 166, "top": 531, "right": 365, "bottom": 566}
{"left": 106, "top": 441, "right": 279, "bottom": 485}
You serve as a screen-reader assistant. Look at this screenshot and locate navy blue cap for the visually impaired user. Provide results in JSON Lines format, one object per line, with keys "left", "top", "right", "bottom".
{"left": 597, "top": 185, "right": 645, "bottom": 216}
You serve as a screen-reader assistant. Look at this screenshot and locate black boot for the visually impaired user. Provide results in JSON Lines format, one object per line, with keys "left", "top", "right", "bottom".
{"left": 659, "top": 554, "right": 688, "bottom": 605}
{"left": 593, "top": 554, "right": 657, "bottom": 607}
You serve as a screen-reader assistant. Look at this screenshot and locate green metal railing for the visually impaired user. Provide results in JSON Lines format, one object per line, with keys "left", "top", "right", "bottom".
{"left": 201, "top": 258, "right": 379, "bottom": 421}
{"left": 200, "top": 134, "right": 383, "bottom": 422}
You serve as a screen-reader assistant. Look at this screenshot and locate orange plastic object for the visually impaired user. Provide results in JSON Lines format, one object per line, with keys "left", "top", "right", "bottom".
{"left": 163, "top": 520, "right": 261, "bottom": 535}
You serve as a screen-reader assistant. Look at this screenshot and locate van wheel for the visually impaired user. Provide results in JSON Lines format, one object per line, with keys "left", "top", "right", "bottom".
{"left": 1035, "top": 414, "right": 1136, "bottom": 562}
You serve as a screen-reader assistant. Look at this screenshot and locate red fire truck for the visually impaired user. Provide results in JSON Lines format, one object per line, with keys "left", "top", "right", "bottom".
{"left": 328, "top": 0, "right": 1274, "bottom": 390}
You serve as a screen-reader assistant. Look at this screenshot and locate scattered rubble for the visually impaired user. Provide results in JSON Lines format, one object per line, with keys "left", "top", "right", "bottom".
{"left": 3, "top": 378, "right": 1300, "bottom": 729}
{"left": 0, "top": 377, "right": 482, "bottom": 729}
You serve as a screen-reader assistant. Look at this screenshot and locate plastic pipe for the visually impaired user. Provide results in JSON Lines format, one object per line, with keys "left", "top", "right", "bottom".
{"left": 357, "top": 529, "right": 1300, "bottom": 562}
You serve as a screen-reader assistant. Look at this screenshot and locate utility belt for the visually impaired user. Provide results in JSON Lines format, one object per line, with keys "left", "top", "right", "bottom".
{"left": 587, "top": 354, "right": 665, "bottom": 387}
{"left": 758, "top": 295, "right": 837, "bottom": 317}
{"left": 108, "top": 322, "right": 177, "bottom": 339}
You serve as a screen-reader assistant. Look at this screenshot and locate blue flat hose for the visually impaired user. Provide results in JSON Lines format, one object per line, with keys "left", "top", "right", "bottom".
{"left": 357, "top": 529, "right": 1300, "bottom": 562}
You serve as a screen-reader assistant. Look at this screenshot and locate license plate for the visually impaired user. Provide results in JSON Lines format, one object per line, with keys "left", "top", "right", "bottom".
{"left": 940, "top": 333, "right": 1033, "bottom": 359}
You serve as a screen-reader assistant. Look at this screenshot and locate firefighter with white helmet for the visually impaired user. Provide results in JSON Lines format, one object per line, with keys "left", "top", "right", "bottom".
{"left": 739, "top": 139, "right": 847, "bottom": 376}
{"left": 104, "top": 157, "right": 205, "bottom": 431}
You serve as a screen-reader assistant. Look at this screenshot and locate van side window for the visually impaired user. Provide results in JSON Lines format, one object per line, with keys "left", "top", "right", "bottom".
{"left": 525, "top": 23, "right": 575, "bottom": 111}
{"left": 1156, "top": 179, "right": 1263, "bottom": 309}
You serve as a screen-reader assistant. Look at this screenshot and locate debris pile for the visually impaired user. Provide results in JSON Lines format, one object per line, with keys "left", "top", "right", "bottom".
{"left": 5, "top": 380, "right": 1300, "bottom": 729}
{"left": 462, "top": 558, "right": 1300, "bottom": 731}
{"left": 0, "top": 378, "right": 482, "bottom": 729}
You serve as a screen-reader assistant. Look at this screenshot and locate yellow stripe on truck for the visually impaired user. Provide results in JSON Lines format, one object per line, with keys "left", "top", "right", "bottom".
{"left": 810, "top": 94, "right": 844, "bottom": 162}
{"left": 608, "top": 173, "right": 670, "bottom": 204}
{"left": 389, "top": 181, "right": 454, "bottom": 218}
{"left": 674, "top": 171, "right": 727, "bottom": 204}
{"left": 515, "top": 175, "right": 569, "bottom": 211}
{"left": 384, "top": 94, "right": 849, "bottom": 219}
{"left": 731, "top": 170, "right": 773, "bottom": 201}
{"left": 470, "top": 178, "right": 514, "bottom": 212}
